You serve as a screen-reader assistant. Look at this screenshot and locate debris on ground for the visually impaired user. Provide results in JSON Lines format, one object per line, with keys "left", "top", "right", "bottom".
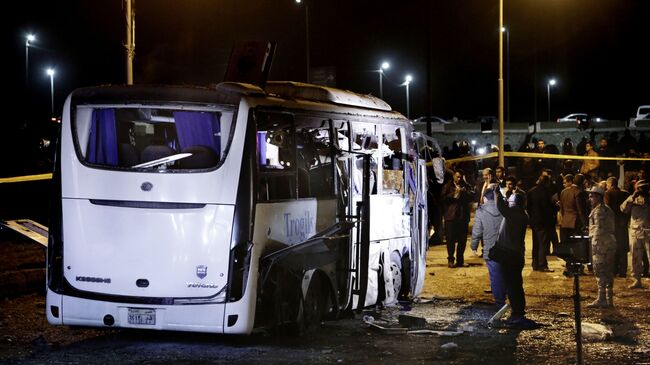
{"left": 364, "top": 321, "right": 408, "bottom": 334}
{"left": 398, "top": 314, "right": 427, "bottom": 329}
{"left": 413, "top": 297, "right": 434, "bottom": 304}
{"left": 580, "top": 322, "right": 613, "bottom": 341}
{"left": 407, "top": 329, "right": 464, "bottom": 336}
{"left": 440, "top": 342, "right": 459, "bottom": 351}
{"left": 488, "top": 303, "right": 510, "bottom": 325}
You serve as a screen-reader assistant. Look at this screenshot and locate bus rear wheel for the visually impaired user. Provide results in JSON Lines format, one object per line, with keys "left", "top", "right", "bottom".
{"left": 390, "top": 251, "right": 410, "bottom": 300}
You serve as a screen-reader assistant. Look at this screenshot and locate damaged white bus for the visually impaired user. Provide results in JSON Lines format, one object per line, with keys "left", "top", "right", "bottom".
{"left": 46, "top": 81, "right": 429, "bottom": 334}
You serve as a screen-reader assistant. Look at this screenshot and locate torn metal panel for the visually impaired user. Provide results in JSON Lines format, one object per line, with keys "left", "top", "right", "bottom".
{"left": 0, "top": 219, "right": 49, "bottom": 247}
{"left": 259, "top": 222, "right": 354, "bottom": 320}
{"left": 410, "top": 159, "right": 429, "bottom": 297}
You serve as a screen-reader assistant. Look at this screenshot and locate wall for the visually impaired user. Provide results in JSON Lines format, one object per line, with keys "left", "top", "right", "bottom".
{"left": 413, "top": 120, "right": 650, "bottom": 153}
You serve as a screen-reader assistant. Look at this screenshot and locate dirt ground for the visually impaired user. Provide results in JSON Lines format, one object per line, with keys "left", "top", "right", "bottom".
{"left": 1, "top": 228, "right": 650, "bottom": 364}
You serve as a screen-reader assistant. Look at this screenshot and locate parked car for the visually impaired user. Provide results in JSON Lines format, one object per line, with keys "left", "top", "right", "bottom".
{"left": 412, "top": 116, "right": 451, "bottom": 133}
{"left": 414, "top": 116, "right": 451, "bottom": 124}
{"left": 557, "top": 113, "right": 588, "bottom": 123}
{"left": 635, "top": 105, "right": 650, "bottom": 121}
{"left": 628, "top": 105, "right": 650, "bottom": 128}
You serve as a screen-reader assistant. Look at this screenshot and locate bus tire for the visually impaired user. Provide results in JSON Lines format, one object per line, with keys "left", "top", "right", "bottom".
{"left": 298, "top": 273, "right": 329, "bottom": 334}
{"left": 388, "top": 251, "right": 403, "bottom": 301}
{"left": 399, "top": 253, "right": 411, "bottom": 300}
{"left": 389, "top": 251, "right": 410, "bottom": 301}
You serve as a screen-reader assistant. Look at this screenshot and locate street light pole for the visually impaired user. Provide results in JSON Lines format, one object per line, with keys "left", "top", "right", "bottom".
{"left": 403, "top": 75, "right": 412, "bottom": 119}
{"left": 497, "top": 0, "right": 505, "bottom": 167}
{"left": 46, "top": 68, "right": 55, "bottom": 116}
{"left": 547, "top": 78, "right": 556, "bottom": 121}
{"left": 379, "top": 70, "right": 383, "bottom": 99}
{"left": 378, "top": 61, "right": 389, "bottom": 99}
{"left": 25, "top": 34, "right": 35, "bottom": 88}
{"left": 502, "top": 27, "right": 510, "bottom": 124}
{"left": 125, "top": 0, "right": 135, "bottom": 85}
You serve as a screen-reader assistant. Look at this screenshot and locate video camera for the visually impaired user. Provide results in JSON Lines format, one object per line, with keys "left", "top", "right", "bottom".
{"left": 555, "top": 234, "right": 591, "bottom": 270}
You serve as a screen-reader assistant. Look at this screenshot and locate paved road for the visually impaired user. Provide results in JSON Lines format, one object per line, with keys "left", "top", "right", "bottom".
{"left": 1, "top": 229, "right": 650, "bottom": 364}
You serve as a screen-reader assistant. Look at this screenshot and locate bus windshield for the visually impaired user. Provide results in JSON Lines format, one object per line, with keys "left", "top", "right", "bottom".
{"left": 73, "top": 105, "right": 234, "bottom": 171}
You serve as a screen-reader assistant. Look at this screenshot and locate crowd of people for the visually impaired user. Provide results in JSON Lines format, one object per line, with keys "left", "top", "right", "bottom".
{"left": 425, "top": 130, "right": 650, "bottom": 329}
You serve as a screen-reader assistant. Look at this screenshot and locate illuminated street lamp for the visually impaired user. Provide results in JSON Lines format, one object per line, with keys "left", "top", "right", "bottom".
{"left": 402, "top": 74, "right": 412, "bottom": 119}
{"left": 46, "top": 68, "right": 55, "bottom": 116}
{"left": 25, "top": 34, "right": 35, "bottom": 87}
{"left": 377, "top": 61, "right": 390, "bottom": 99}
{"left": 547, "top": 78, "right": 557, "bottom": 121}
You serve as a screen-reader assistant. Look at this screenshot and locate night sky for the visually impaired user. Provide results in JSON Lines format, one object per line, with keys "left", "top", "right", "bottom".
{"left": 5, "top": 0, "right": 650, "bottom": 127}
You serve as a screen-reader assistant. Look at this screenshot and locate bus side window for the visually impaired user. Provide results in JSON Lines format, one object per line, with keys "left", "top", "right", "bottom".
{"left": 351, "top": 123, "right": 378, "bottom": 195}
{"left": 382, "top": 127, "right": 404, "bottom": 194}
{"left": 296, "top": 128, "right": 335, "bottom": 199}
{"left": 257, "top": 113, "right": 296, "bottom": 201}
{"left": 383, "top": 127, "right": 403, "bottom": 170}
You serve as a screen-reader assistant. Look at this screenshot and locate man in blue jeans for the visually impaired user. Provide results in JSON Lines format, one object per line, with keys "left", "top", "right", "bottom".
{"left": 471, "top": 184, "right": 506, "bottom": 309}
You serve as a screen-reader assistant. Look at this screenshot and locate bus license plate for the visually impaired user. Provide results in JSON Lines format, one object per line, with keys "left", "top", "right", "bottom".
{"left": 127, "top": 308, "right": 156, "bottom": 325}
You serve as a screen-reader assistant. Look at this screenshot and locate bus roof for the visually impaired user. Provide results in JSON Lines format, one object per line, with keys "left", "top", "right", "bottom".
{"left": 71, "top": 84, "right": 244, "bottom": 106}
{"left": 71, "top": 82, "right": 396, "bottom": 115}
{"left": 264, "top": 81, "right": 392, "bottom": 112}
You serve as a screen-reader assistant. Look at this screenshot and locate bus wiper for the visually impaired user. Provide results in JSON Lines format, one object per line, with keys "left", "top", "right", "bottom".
{"left": 132, "top": 153, "right": 193, "bottom": 170}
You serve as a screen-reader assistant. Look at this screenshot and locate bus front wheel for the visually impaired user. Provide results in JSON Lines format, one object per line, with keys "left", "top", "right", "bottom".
{"left": 299, "top": 274, "right": 329, "bottom": 333}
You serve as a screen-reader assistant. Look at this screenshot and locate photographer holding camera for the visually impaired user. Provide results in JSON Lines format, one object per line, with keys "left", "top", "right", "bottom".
{"left": 491, "top": 184, "right": 538, "bottom": 329}
{"left": 620, "top": 179, "right": 650, "bottom": 289}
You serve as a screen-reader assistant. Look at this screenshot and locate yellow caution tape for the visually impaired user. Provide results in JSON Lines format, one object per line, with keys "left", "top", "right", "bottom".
{"left": 3, "top": 150, "right": 650, "bottom": 183}
{"left": 442, "top": 152, "right": 498, "bottom": 164}
{"left": 503, "top": 151, "right": 650, "bottom": 161}
{"left": 432, "top": 151, "right": 650, "bottom": 165}
{"left": 0, "top": 173, "right": 53, "bottom": 184}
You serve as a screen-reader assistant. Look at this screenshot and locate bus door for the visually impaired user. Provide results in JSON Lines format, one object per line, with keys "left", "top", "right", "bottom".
{"left": 410, "top": 158, "right": 428, "bottom": 296}
{"left": 347, "top": 122, "right": 377, "bottom": 309}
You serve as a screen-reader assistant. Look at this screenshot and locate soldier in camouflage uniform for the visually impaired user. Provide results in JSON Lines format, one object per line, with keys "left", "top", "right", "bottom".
{"left": 586, "top": 186, "right": 617, "bottom": 308}
{"left": 620, "top": 179, "right": 650, "bottom": 289}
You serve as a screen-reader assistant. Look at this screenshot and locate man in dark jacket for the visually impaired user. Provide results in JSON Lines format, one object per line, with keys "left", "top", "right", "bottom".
{"left": 598, "top": 137, "right": 617, "bottom": 180}
{"left": 442, "top": 169, "right": 473, "bottom": 268}
{"left": 559, "top": 174, "right": 588, "bottom": 244}
{"left": 527, "top": 175, "right": 556, "bottom": 272}
{"left": 494, "top": 187, "right": 538, "bottom": 329}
